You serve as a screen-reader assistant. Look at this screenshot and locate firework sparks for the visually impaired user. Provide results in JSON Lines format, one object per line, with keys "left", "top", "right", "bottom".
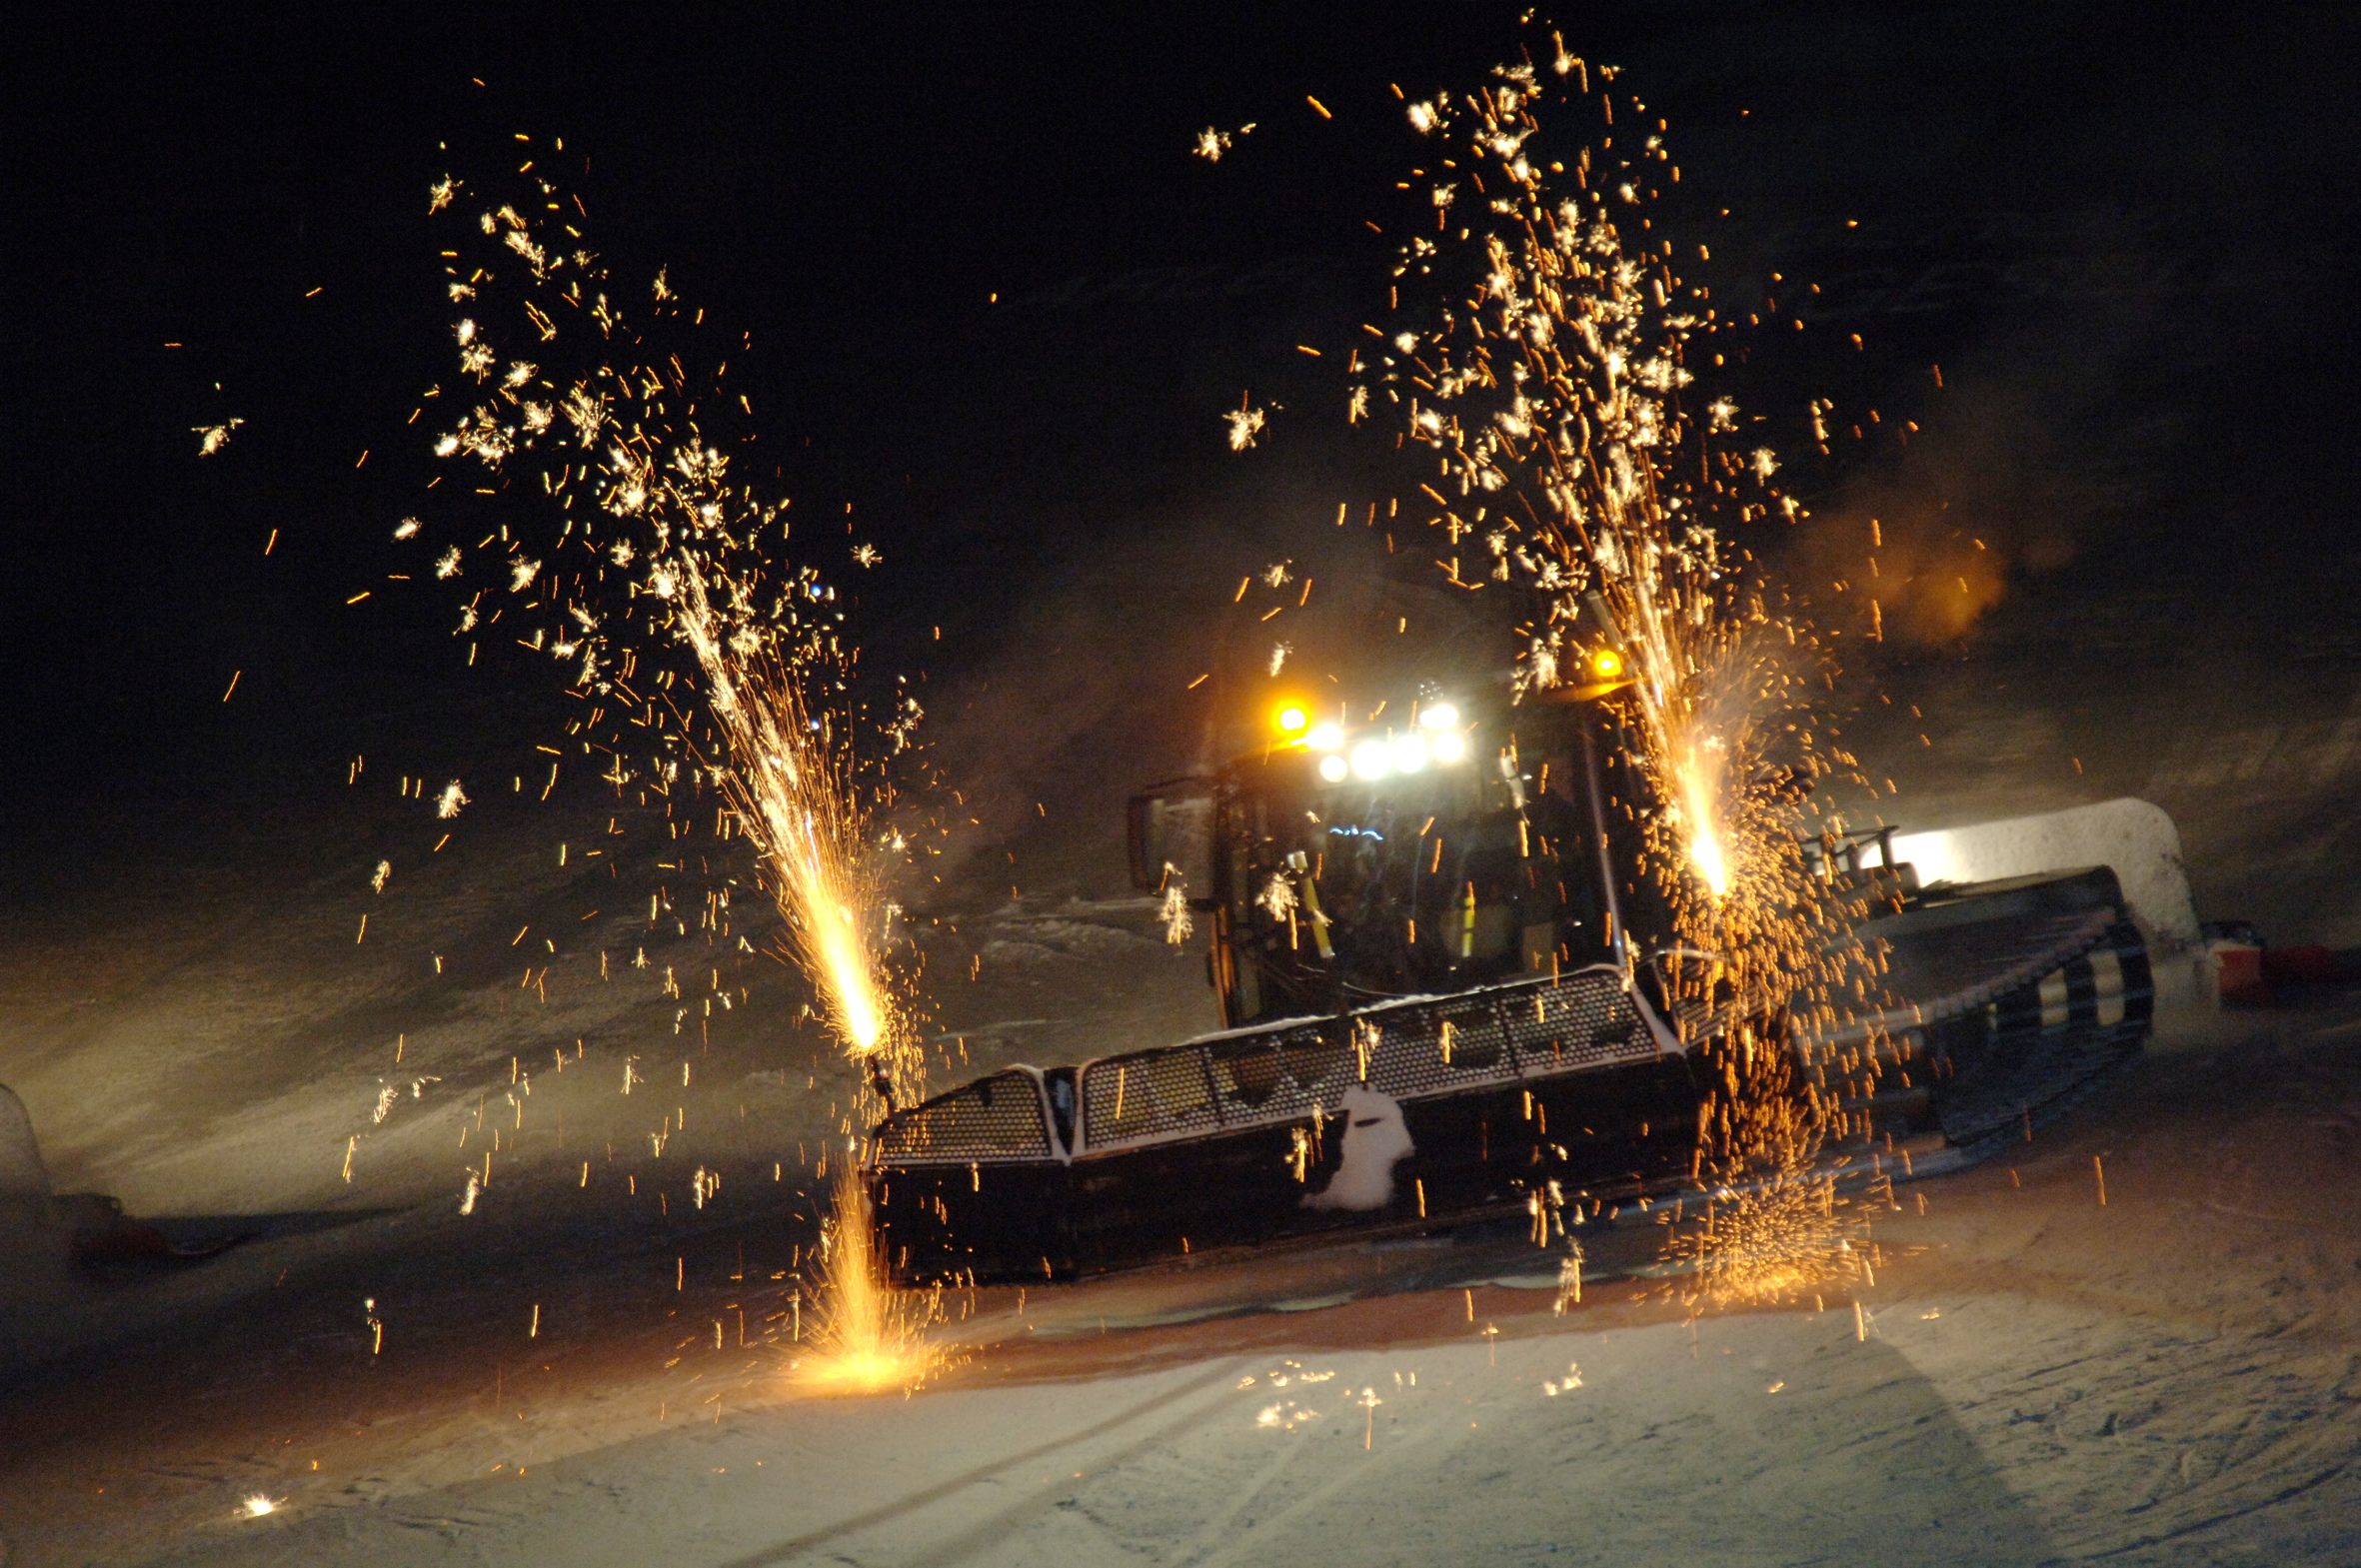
{"left": 1255, "top": 870, "right": 1297, "bottom": 922}
{"left": 396, "top": 154, "right": 958, "bottom": 1421}
{"left": 1655, "top": 1017, "right": 1873, "bottom": 1309}
{"left": 675, "top": 563, "right": 921, "bottom": 1108}
{"left": 1378, "top": 53, "right": 1832, "bottom": 949}
{"left": 795, "top": 1168, "right": 942, "bottom": 1395}
{"left": 1159, "top": 871, "right": 1194, "bottom": 946}
{"left": 1223, "top": 401, "right": 1266, "bottom": 451}
{"left": 1191, "top": 122, "right": 1255, "bottom": 162}
{"left": 405, "top": 154, "right": 932, "bottom": 1123}
{"left": 1376, "top": 38, "right": 1889, "bottom": 1309}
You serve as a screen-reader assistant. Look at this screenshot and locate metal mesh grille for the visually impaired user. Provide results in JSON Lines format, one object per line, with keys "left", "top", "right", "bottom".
{"left": 873, "top": 1071, "right": 1051, "bottom": 1164}
{"left": 1083, "top": 1047, "right": 1221, "bottom": 1148}
{"left": 1498, "top": 972, "right": 1652, "bottom": 1071}
{"left": 1205, "top": 1022, "right": 1343, "bottom": 1126}
{"left": 1361, "top": 995, "right": 1521, "bottom": 1098}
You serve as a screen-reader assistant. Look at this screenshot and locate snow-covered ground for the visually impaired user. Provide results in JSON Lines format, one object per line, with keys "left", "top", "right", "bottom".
{"left": 2, "top": 764, "right": 2358, "bottom": 1565}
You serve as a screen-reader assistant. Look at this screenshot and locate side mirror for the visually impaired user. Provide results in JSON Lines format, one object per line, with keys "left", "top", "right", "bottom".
{"left": 1126, "top": 780, "right": 1213, "bottom": 893}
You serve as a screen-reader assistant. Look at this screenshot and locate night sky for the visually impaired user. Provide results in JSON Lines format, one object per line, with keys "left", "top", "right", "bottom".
{"left": 6, "top": 3, "right": 2357, "bottom": 861}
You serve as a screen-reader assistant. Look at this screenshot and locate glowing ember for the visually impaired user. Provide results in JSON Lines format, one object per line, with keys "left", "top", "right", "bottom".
{"left": 796, "top": 1169, "right": 942, "bottom": 1395}
{"left": 239, "top": 1493, "right": 281, "bottom": 1519}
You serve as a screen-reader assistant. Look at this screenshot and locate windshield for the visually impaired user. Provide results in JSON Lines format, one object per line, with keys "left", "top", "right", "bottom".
{"left": 1209, "top": 705, "right": 1660, "bottom": 1027}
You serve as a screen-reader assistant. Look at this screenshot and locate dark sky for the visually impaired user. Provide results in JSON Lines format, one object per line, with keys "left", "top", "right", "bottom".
{"left": 4, "top": 3, "right": 2357, "bottom": 832}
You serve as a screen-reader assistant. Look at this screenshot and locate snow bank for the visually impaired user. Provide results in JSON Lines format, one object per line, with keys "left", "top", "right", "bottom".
{"left": 0, "top": 1083, "right": 70, "bottom": 1310}
{"left": 0, "top": 1083, "right": 49, "bottom": 1206}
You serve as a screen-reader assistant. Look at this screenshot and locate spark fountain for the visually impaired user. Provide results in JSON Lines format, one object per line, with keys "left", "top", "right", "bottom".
{"left": 1367, "top": 41, "right": 1881, "bottom": 1309}
{"left": 405, "top": 148, "right": 938, "bottom": 1384}
{"left": 794, "top": 1168, "right": 945, "bottom": 1395}
{"left": 409, "top": 152, "right": 928, "bottom": 1115}
{"left": 674, "top": 564, "right": 923, "bottom": 1110}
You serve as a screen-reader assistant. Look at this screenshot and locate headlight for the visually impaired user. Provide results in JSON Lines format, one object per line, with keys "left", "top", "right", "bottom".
{"left": 1306, "top": 722, "right": 1343, "bottom": 752}
{"left": 1388, "top": 733, "right": 1428, "bottom": 773}
{"left": 1431, "top": 730, "right": 1467, "bottom": 764}
{"left": 1276, "top": 706, "right": 1308, "bottom": 735}
{"left": 1349, "top": 741, "right": 1391, "bottom": 781}
{"left": 1317, "top": 754, "right": 1349, "bottom": 783}
{"left": 1418, "top": 703, "right": 1458, "bottom": 730}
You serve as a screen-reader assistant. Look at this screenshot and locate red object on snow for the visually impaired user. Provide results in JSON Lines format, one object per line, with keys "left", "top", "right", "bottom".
{"left": 2212, "top": 941, "right": 2269, "bottom": 1007}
